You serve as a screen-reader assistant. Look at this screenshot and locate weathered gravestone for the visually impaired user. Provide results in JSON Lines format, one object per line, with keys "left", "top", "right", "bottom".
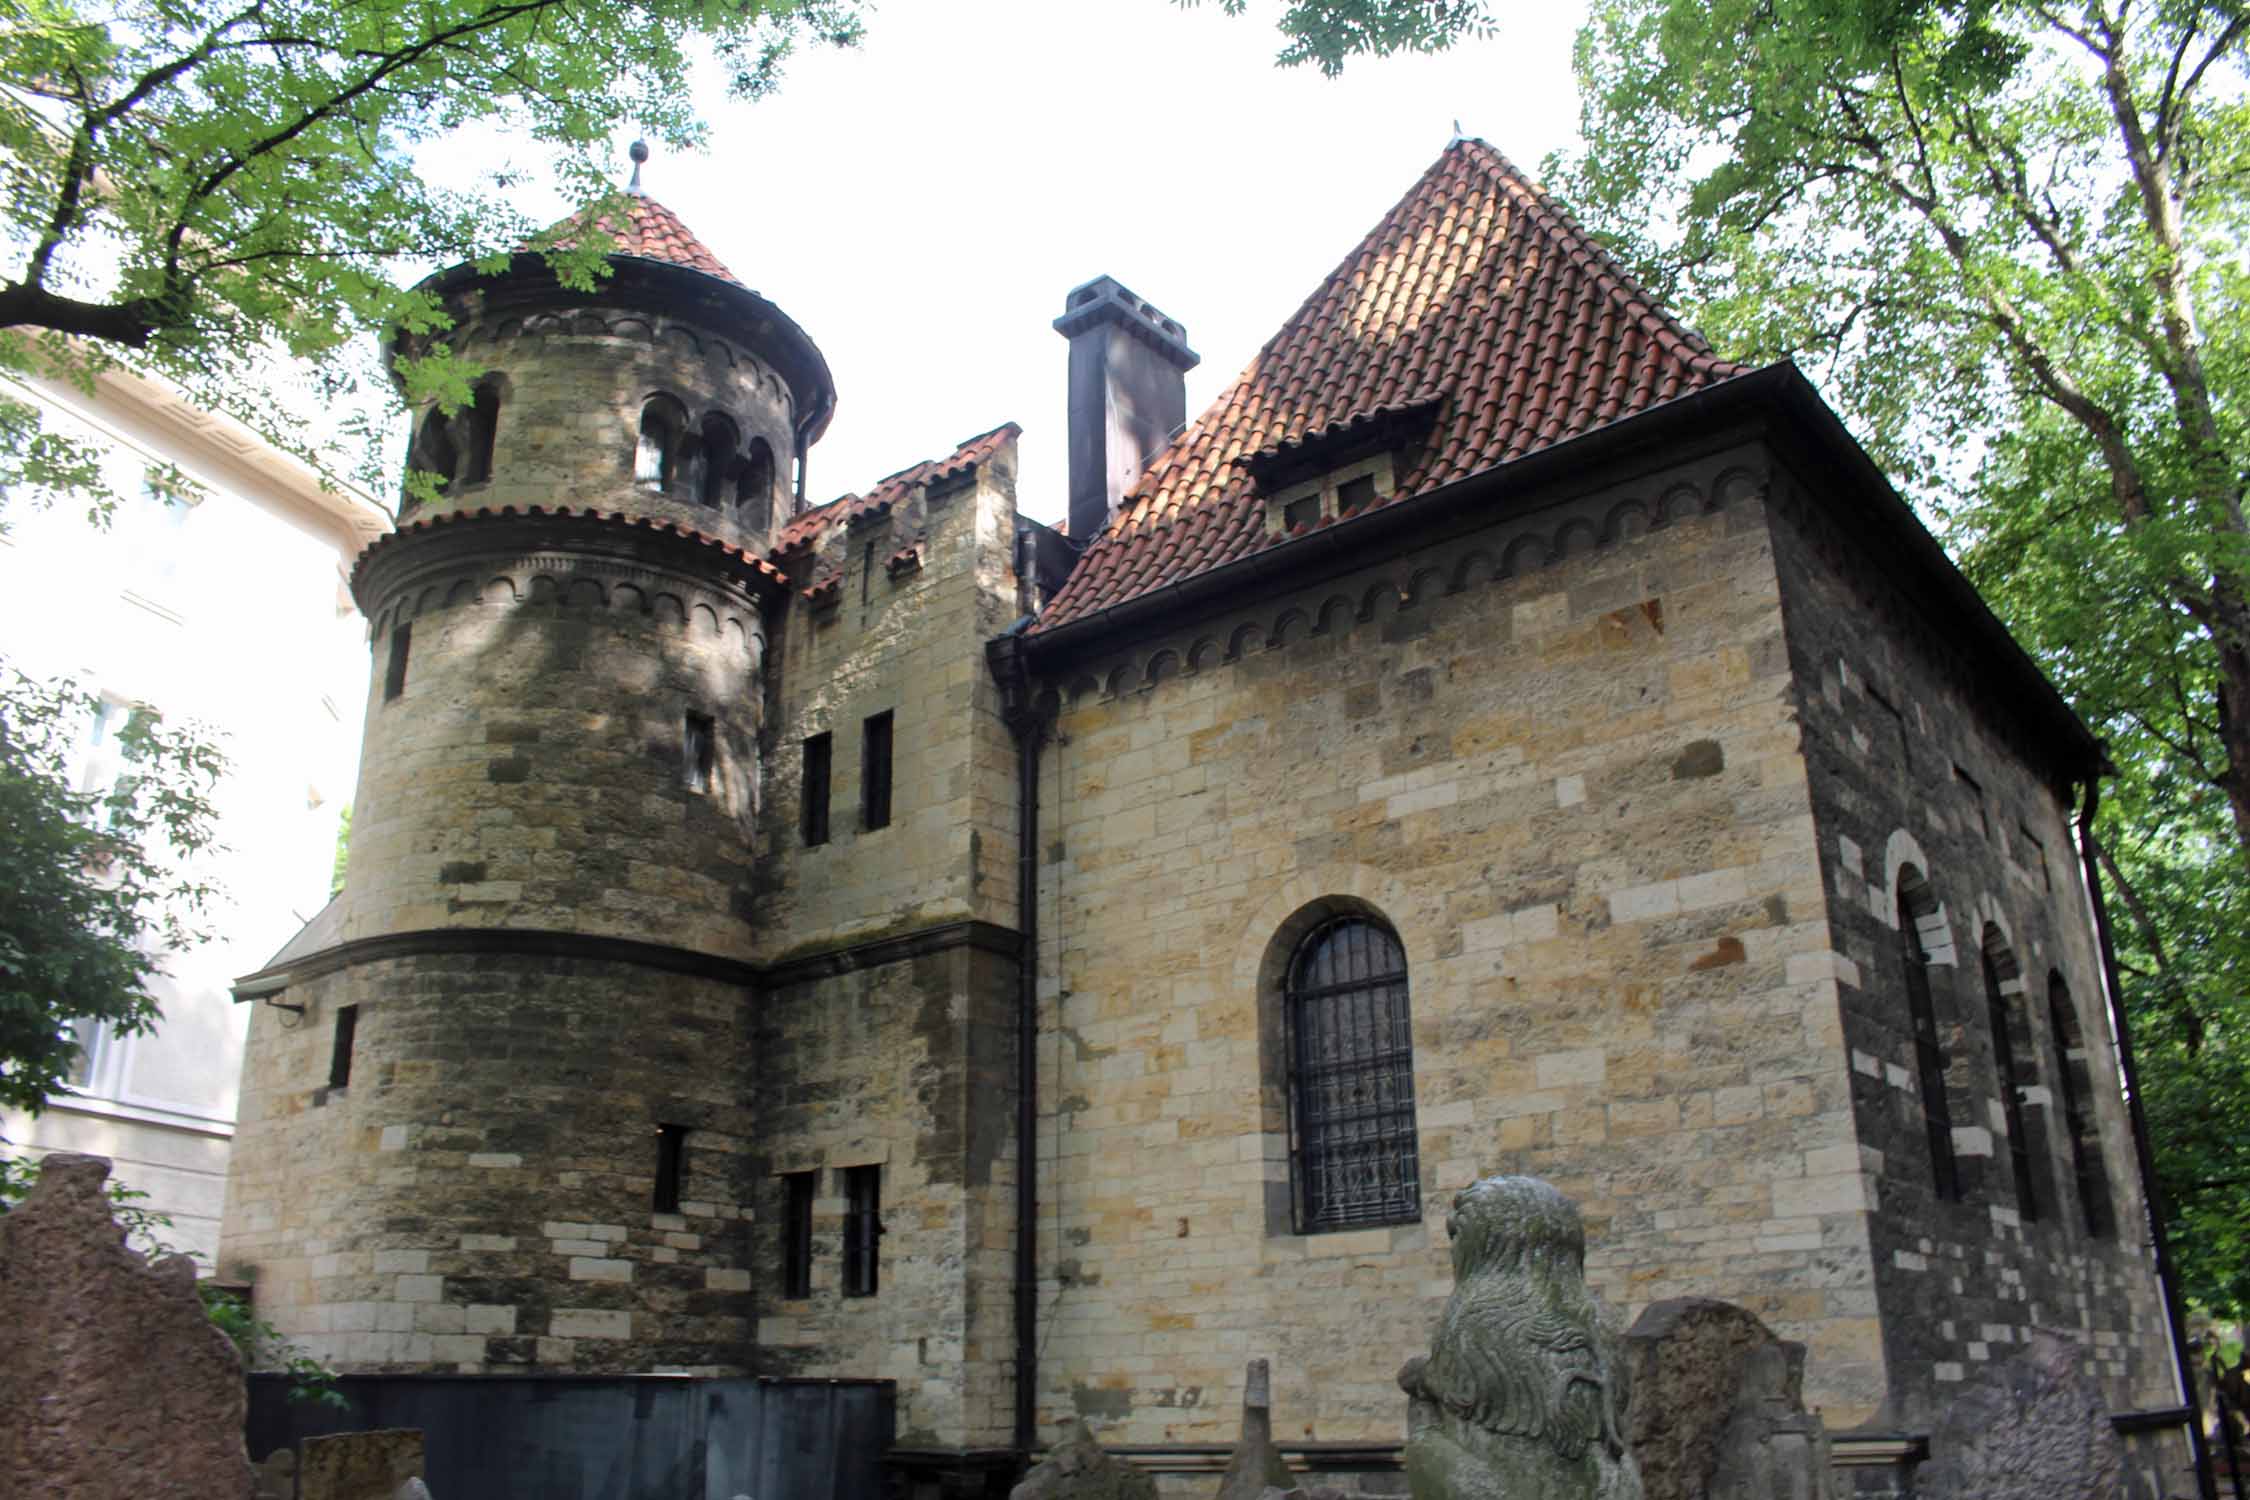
{"left": 1398, "top": 1175, "right": 1642, "bottom": 1500}
{"left": 1011, "top": 1420, "right": 1157, "bottom": 1500}
{"left": 1916, "top": 1330, "right": 2124, "bottom": 1500}
{"left": 1621, "top": 1297, "right": 1829, "bottom": 1500}
{"left": 0, "top": 1153, "right": 255, "bottom": 1500}
{"left": 299, "top": 1428, "right": 427, "bottom": 1500}
{"left": 1217, "top": 1359, "right": 1296, "bottom": 1500}
{"left": 1706, "top": 1342, "right": 1831, "bottom": 1500}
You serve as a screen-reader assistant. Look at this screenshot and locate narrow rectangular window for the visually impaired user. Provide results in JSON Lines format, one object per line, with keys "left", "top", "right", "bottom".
{"left": 802, "top": 733, "right": 832, "bottom": 846}
{"left": 683, "top": 712, "right": 715, "bottom": 793}
{"left": 653, "top": 1124, "right": 688, "bottom": 1214}
{"left": 383, "top": 624, "right": 411, "bottom": 702}
{"left": 328, "top": 1004, "right": 358, "bottom": 1089}
{"left": 842, "top": 1164, "right": 881, "bottom": 1297}
{"left": 1336, "top": 474, "right": 1376, "bottom": 515}
{"left": 861, "top": 711, "right": 893, "bottom": 832}
{"left": 782, "top": 1170, "right": 816, "bottom": 1299}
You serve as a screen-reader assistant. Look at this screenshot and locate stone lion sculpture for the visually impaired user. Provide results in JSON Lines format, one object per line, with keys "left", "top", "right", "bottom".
{"left": 1398, "top": 1175, "right": 1643, "bottom": 1500}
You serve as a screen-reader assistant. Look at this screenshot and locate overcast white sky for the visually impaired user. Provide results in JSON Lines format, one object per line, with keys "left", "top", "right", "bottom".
{"left": 468, "top": 0, "right": 1593, "bottom": 524}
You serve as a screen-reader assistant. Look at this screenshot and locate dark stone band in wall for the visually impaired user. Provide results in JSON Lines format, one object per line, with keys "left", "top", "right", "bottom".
{"left": 232, "top": 918, "right": 1024, "bottom": 1001}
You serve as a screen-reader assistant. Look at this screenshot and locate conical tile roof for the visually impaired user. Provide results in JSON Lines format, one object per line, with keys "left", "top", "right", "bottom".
{"left": 543, "top": 193, "right": 742, "bottom": 285}
{"left": 1035, "top": 140, "right": 1749, "bottom": 632}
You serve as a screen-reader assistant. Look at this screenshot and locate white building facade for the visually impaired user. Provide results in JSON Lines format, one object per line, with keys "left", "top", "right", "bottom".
{"left": 0, "top": 360, "right": 388, "bottom": 1267}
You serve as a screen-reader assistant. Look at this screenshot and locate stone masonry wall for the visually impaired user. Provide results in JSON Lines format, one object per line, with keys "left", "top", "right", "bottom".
{"left": 754, "top": 438, "right": 1026, "bottom": 960}
{"left": 748, "top": 940, "right": 1018, "bottom": 1447}
{"left": 222, "top": 951, "right": 754, "bottom": 1374}
{"left": 1763, "top": 458, "right": 2172, "bottom": 1429}
{"left": 1027, "top": 441, "right": 1886, "bottom": 1448}
{"left": 339, "top": 533, "right": 767, "bottom": 960}
{"left": 411, "top": 293, "right": 799, "bottom": 556}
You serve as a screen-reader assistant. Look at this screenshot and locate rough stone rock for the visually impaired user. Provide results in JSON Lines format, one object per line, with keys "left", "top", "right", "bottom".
{"left": 1011, "top": 1421, "right": 1157, "bottom": 1500}
{"left": 0, "top": 1153, "right": 254, "bottom": 1500}
{"left": 391, "top": 1480, "right": 433, "bottom": 1500}
{"left": 1706, "top": 1342, "right": 1832, "bottom": 1500}
{"left": 1399, "top": 1176, "right": 1642, "bottom": 1500}
{"left": 1916, "top": 1331, "right": 2124, "bottom": 1500}
{"left": 1217, "top": 1359, "right": 1296, "bottom": 1500}
{"left": 299, "top": 1429, "right": 426, "bottom": 1500}
{"left": 1256, "top": 1488, "right": 1352, "bottom": 1500}
{"left": 1620, "top": 1298, "right": 1783, "bottom": 1500}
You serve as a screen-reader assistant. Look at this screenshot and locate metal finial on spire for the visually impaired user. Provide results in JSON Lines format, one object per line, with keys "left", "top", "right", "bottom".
{"left": 628, "top": 139, "right": 649, "bottom": 196}
{"left": 1449, "top": 119, "right": 1466, "bottom": 146}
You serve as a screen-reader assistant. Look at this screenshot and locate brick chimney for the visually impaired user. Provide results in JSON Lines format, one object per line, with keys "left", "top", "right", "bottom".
{"left": 1055, "top": 276, "right": 1199, "bottom": 544}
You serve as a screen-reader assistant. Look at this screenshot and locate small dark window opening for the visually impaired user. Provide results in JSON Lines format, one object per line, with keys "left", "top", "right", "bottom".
{"left": 384, "top": 624, "right": 412, "bottom": 702}
{"left": 842, "top": 1164, "right": 881, "bottom": 1296}
{"left": 409, "top": 410, "right": 460, "bottom": 497}
{"left": 461, "top": 383, "right": 501, "bottom": 486}
{"left": 653, "top": 1124, "right": 689, "bottom": 1214}
{"left": 2049, "top": 977, "right": 2115, "bottom": 1239}
{"left": 698, "top": 414, "right": 739, "bottom": 509}
{"left": 782, "top": 1171, "right": 816, "bottom": 1299}
{"left": 741, "top": 438, "right": 776, "bottom": 531}
{"left": 637, "top": 396, "right": 687, "bottom": 490}
{"left": 328, "top": 1004, "right": 358, "bottom": 1089}
{"left": 1336, "top": 474, "right": 1376, "bottom": 515}
{"left": 1287, "top": 916, "right": 1421, "bottom": 1231}
{"left": 684, "top": 712, "right": 715, "bottom": 793}
{"left": 1899, "top": 872, "right": 1960, "bottom": 1201}
{"left": 802, "top": 733, "right": 832, "bottom": 846}
{"left": 861, "top": 711, "right": 893, "bottom": 831}
{"left": 1283, "top": 495, "right": 1320, "bottom": 532}
{"left": 1982, "top": 932, "right": 2039, "bottom": 1220}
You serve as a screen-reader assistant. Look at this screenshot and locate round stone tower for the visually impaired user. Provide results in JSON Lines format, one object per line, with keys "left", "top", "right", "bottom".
{"left": 219, "top": 172, "right": 833, "bottom": 1375}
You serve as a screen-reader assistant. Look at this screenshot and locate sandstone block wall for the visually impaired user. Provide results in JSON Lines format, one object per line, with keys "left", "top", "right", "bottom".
{"left": 223, "top": 951, "right": 754, "bottom": 1373}
{"left": 1765, "top": 462, "right": 2171, "bottom": 1426}
{"left": 341, "top": 534, "right": 767, "bottom": 959}
{"left": 1026, "top": 444, "right": 1882, "bottom": 1444}
{"left": 405, "top": 290, "right": 800, "bottom": 556}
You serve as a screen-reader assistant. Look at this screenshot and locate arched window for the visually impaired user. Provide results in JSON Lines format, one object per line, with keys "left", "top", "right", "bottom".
{"left": 2049, "top": 974, "right": 2116, "bottom": 1239}
{"left": 697, "top": 414, "right": 739, "bottom": 509}
{"left": 1898, "top": 867, "right": 1960, "bottom": 1201}
{"left": 1285, "top": 916, "right": 1420, "bottom": 1232}
{"left": 739, "top": 437, "right": 776, "bottom": 531}
{"left": 1981, "top": 926, "right": 2043, "bottom": 1220}
{"left": 408, "top": 408, "right": 460, "bottom": 498}
{"left": 460, "top": 381, "right": 502, "bottom": 487}
{"left": 636, "top": 395, "right": 688, "bottom": 490}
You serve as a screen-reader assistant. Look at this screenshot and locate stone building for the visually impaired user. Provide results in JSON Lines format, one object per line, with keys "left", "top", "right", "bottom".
{"left": 219, "top": 141, "right": 2180, "bottom": 1488}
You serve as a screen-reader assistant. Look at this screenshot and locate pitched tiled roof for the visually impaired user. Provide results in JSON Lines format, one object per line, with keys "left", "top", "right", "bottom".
{"left": 772, "top": 422, "right": 1021, "bottom": 558}
{"left": 542, "top": 194, "right": 742, "bottom": 286}
{"left": 1034, "top": 140, "right": 1749, "bottom": 633}
{"left": 351, "top": 504, "right": 789, "bottom": 594}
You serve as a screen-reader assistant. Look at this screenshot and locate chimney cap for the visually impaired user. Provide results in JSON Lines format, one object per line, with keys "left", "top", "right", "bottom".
{"left": 1054, "top": 275, "right": 1200, "bottom": 372}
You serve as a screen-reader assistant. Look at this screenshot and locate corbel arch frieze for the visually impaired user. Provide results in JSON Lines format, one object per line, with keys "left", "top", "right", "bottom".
{"left": 366, "top": 549, "right": 767, "bottom": 657}
{"left": 1053, "top": 468, "right": 1733, "bottom": 708}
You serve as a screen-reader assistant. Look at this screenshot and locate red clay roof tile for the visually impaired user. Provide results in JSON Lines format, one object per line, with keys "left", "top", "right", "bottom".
{"left": 771, "top": 422, "right": 1021, "bottom": 559}
{"left": 1033, "top": 141, "right": 1746, "bottom": 634}
{"left": 543, "top": 194, "right": 743, "bottom": 286}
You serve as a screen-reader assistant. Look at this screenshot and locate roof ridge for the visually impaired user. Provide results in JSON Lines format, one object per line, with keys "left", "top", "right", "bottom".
{"left": 537, "top": 193, "right": 743, "bottom": 287}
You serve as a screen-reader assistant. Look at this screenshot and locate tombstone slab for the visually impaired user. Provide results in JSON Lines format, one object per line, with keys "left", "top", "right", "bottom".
{"left": 0, "top": 1153, "right": 254, "bottom": 1500}
{"left": 1012, "top": 1421, "right": 1157, "bottom": 1500}
{"left": 1620, "top": 1298, "right": 1788, "bottom": 1500}
{"left": 1917, "top": 1331, "right": 2124, "bottom": 1500}
{"left": 299, "top": 1429, "right": 426, "bottom": 1500}
{"left": 1217, "top": 1360, "right": 1296, "bottom": 1500}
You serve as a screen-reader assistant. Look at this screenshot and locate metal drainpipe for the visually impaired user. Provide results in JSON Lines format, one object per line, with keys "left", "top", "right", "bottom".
{"left": 2077, "top": 772, "right": 2216, "bottom": 1500}
{"left": 991, "top": 625, "right": 1047, "bottom": 1459}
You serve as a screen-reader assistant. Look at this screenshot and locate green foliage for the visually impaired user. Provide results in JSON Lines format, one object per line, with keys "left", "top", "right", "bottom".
{"left": 1557, "top": 0, "right": 2250, "bottom": 1311}
{"left": 200, "top": 1285, "right": 350, "bottom": 1409}
{"left": 0, "top": 0, "right": 871, "bottom": 510}
{"left": 1178, "top": 0, "right": 1497, "bottom": 74}
{"left": 0, "top": 664, "right": 226, "bottom": 1114}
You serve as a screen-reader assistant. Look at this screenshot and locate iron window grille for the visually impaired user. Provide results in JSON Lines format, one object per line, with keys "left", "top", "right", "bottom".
{"left": 1899, "top": 885, "right": 1960, "bottom": 1201}
{"left": 1285, "top": 917, "right": 1420, "bottom": 1232}
{"left": 842, "top": 1164, "right": 881, "bottom": 1296}
{"left": 1982, "top": 945, "right": 2040, "bottom": 1220}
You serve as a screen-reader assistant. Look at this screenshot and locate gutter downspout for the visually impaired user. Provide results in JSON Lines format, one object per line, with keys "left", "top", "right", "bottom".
{"left": 2077, "top": 771, "right": 2215, "bottom": 1500}
{"left": 989, "top": 625, "right": 1050, "bottom": 1459}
